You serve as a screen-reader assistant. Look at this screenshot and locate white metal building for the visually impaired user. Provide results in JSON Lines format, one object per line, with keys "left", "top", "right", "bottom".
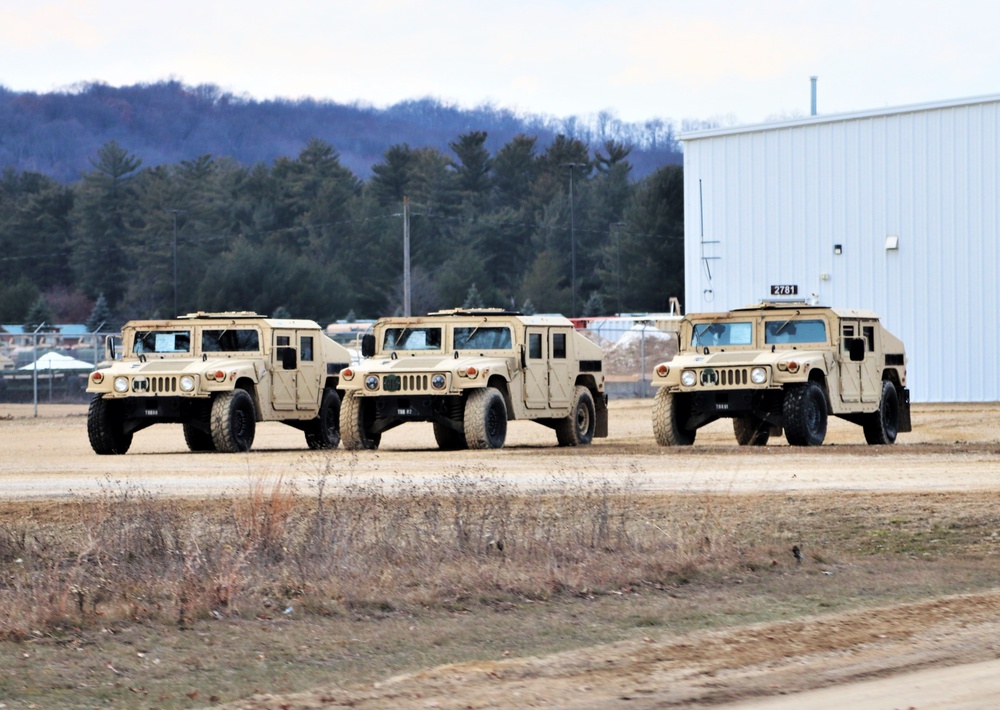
{"left": 680, "top": 94, "right": 1000, "bottom": 402}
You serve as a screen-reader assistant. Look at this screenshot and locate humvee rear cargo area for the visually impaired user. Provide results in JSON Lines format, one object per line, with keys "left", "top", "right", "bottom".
{"left": 650, "top": 302, "right": 910, "bottom": 446}
{"left": 85, "top": 312, "right": 352, "bottom": 454}
{"left": 338, "top": 309, "right": 608, "bottom": 450}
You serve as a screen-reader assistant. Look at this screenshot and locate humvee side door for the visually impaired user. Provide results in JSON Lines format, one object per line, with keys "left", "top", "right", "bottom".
{"left": 271, "top": 330, "right": 298, "bottom": 410}
{"left": 524, "top": 328, "right": 548, "bottom": 409}
{"left": 838, "top": 320, "right": 881, "bottom": 404}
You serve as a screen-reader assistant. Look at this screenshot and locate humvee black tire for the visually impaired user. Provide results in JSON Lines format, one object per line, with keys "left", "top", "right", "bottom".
{"left": 211, "top": 389, "right": 256, "bottom": 453}
{"left": 464, "top": 387, "right": 507, "bottom": 449}
{"left": 733, "top": 416, "right": 770, "bottom": 446}
{"left": 305, "top": 388, "right": 342, "bottom": 450}
{"left": 183, "top": 422, "right": 215, "bottom": 452}
{"left": 340, "top": 391, "right": 381, "bottom": 450}
{"left": 783, "top": 381, "right": 828, "bottom": 446}
{"left": 863, "top": 380, "right": 899, "bottom": 445}
{"left": 433, "top": 420, "right": 467, "bottom": 450}
{"left": 87, "top": 396, "right": 133, "bottom": 455}
{"left": 652, "top": 388, "right": 696, "bottom": 446}
{"left": 556, "top": 386, "right": 596, "bottom": 446}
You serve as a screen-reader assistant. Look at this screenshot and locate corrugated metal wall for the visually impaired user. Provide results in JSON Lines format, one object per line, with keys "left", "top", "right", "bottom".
{"left": 682, "top": 97, "right": 1000, "bottom": 402}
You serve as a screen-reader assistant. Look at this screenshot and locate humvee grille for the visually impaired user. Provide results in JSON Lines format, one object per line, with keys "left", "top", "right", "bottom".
{"left": 131, "top": 376, "right": 178, "bottom": 393}
{"left": 698, "top": 367, "right": 750, "bottom": 387}
{"left": 383, "top": 374, "right": 430, "bottom": 393}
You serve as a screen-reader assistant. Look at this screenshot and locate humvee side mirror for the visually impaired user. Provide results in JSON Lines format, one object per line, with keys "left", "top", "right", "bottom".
{"left": 520, "top": 344, "right": 526, "bottom": 369}
{"left": 361, "top": 334, "right": 376, "bottom": 358}
{"left": 282, "top": 347, "right": 297, "bottom": 370}
{"left": 847, "top": 337, "right": 866, "bottom": 362}
{"left": 105, "top": 334, "right": 117, "bottom": 362}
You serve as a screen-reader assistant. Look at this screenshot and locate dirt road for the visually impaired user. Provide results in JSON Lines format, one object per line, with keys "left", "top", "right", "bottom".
{"left": 1, "top": 400, "right": 999, "bottom": 500}
{"left": 3, "top": 399, "right": 1000, "bottom": 708}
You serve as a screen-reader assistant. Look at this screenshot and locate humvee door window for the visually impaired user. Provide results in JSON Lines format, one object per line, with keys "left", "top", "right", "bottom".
{"left": 765, "top": 319, "right": 827, "bottom": 345}
{"left": 134, "top": 330, "right": 190, "bottom": 354}
{"left": 863, "top": 325, "right": 875, "bottom": 352}
{"left": 692, "top": 322, "right": 752, "bottom": 347}
{"left": 201, "top": 329, "right": 260, "bottom": 352}
{"left": 528, "top": 333, "right": 543, "bottom": 359}
{"left": 384, "top": 327, "right": 442, "bottom": 351}
{"left": 454, "top": 327, "right": 512, "bottom": 350}
{"left": 301, "top": 336, "right": 314, "bottom": 361}
{"left": 552, "top": 333, "right": 567, "bottom": 358}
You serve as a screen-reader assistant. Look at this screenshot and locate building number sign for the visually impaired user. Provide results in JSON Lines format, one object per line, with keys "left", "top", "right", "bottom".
{"left": 770, "top": 284, "right": 799, "bottom": 296}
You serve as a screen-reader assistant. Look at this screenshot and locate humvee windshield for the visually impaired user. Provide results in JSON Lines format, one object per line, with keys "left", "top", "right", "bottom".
{"left": 201, "top": 329, "right": 261, "bottom": 353}
{"left": 133, "top": 330, "right": 191, "bottom": 354}
{"left": 383, "top": 327, "right": 442, "bottom": 351}
{"left": 453, "top": 326, "right": 512, "bottom": 350}
{"left": 764, "top": 319, "right": 827, "bottom": 345}
{"left": 691, "top": 322, "right": 753, "bottom": 347}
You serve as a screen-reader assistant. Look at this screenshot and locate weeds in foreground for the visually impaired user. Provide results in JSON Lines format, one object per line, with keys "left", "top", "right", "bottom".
{"left": 0, "top": 460, "right": 776, "bottom": 639}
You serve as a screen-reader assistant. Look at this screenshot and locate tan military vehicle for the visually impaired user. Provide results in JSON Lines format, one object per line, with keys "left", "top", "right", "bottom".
{"left": 86, "top": 312, "right": 352, "bottom": 454}
{"left": 650, "top": 301, "right": 911, "bottom": 446}
{"left": 338, "top": 308, "right": 609, "bottom": 450}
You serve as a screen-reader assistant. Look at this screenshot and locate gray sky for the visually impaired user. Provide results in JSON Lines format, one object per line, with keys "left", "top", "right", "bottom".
{"left": 3, "top": 0, "right": 999, "bottom": 126}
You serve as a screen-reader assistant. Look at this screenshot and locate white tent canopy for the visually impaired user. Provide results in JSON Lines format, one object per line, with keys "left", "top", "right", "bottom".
{"left": 19, "top": 352, "right": 94, "bottom": 371}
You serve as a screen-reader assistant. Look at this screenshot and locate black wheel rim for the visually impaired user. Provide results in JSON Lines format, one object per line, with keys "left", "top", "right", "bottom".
{"left": 233, "top": 405, "right": 250, "bottom": 442}
{"left": 576, "top": 402, "right": 591, "bottom": 435}
{"left": 486, "top": 399, "right": 504, "bottom": 444}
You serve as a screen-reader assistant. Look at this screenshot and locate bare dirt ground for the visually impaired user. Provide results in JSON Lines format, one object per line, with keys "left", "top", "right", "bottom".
{"left": 3, "top": 399, "right": 1000, "bottom": 708}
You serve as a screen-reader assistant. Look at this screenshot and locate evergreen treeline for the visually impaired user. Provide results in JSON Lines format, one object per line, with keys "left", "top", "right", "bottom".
{"left": 0, "top": 133, "right": 684, "bottom": 328}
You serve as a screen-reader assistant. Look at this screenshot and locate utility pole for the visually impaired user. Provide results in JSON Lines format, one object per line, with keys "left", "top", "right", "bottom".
{"left": 561, "top": 163, "right": 586, "bottom": 317}
{"left": 167, "top": 209, "right": 186, "bottom": 317}
{"left": 403, "top": 196, "right": 411, "bottom": 317}
{"left": 31, "top": 322, "right": 45, "bottom": 418}
{"left": 612, "top": 222, "right": 626, "bottom": 314}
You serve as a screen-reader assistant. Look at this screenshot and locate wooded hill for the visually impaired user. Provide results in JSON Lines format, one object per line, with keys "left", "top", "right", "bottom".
{"left": 0, "top": 82, "right": 685, "bottom": 327}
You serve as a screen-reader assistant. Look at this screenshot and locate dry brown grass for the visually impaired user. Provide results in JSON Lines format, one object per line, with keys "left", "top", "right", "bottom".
{"left": 2, "top": 464, "right": 1000, "bottom": 707}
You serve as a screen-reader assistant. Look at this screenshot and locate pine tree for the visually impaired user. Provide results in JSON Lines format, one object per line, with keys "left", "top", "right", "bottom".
{"left": 582, "top": 292, "right": 606, "bottom": 317}
{"left": 462, "top": 283, "right": 484, "bottom": 308}
{"left": 24, "top": 296, "right": 55, "bottom": 332}
{"left": 86, "top": 293, "right": 114, "bottom": 332}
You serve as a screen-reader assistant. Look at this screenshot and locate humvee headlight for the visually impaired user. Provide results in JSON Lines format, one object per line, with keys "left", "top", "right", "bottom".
{"left": 431, "top": 374, "right": 446, "bottom": 390}
{"left": 681, "top": 370, "right": 697, "bottom": 387}
{"left": 364, "top": 375, "right": 380, "bottom": 391}
{"left": 179, "top": 375, "right": 196, "bottom": 392}
{"left": 751, "top": 367, "right": 767, "bottom": 385}
{"left": 113, "top": 376, "right": 129, "bottom": 393}
{"left": 655, "top": 364, "right": 669, "bottom": 377}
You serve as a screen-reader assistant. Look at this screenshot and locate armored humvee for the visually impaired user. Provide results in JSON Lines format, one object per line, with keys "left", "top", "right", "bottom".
{"left": 650, "top": 301, "right": 911, "bottom": 446}
{"left": 338, "top": 308, "right": 608, "bottom": 450}
{"left": 86, "top": 312, "right": 352, "bottom": 454}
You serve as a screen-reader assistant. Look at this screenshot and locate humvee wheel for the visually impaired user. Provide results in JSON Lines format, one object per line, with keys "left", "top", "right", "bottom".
{"left": 211, "top": 389, "right": 257, "bottom": 453}
{"left": 87, "top": 396, "right": 133, "bottom": 455}
{"left": 783, "top": 381, "right": 828, "bottom": 446}
{"left": 306, "top": 388, "right": 342, "bottom": 450}
{"left": 652, "top": 388, "right": 696, "bottom": 446}
{"left": 340, "top": 391, "right": 381, "bottom": 450}
{"left": 464, "top": 387, "right": 508, "bottom": 449}
{"left": 433, "top": 420, "right": 467, "bottom": 450}
{"left": 733, "top": 416, "right": 770, "bottom": 446}
{"left": 863, "top": 380, "right": 899, "bottom": 445}
{"left": 556, "top": 386, "right": 596, "bottom": 446}
{"left": 183, "top": 422, "right": 215, "bottom": 452}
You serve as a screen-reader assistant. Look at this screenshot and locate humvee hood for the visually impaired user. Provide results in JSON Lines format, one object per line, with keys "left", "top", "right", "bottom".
{"left": 363, "top": 355, "right": 514, "bottom": 373}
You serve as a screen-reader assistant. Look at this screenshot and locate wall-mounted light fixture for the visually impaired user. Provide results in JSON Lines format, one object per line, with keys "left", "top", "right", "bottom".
{"left": 885, "top": 235, "right": 899, "bottom": 250}
{"left": 833, "top": 244, "right": 843, "bottom": 255}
